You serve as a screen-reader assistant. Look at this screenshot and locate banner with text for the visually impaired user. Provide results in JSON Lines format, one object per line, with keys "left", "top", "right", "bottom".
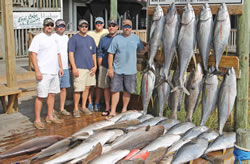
{"left": 13, "top": 12, "right": 61, "bottom": 29}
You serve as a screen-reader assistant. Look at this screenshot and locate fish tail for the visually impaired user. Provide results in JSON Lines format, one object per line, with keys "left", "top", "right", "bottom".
{"left": 182, "top": 84, "right": 190, "bottom": 96}
{"left": 170, "top": 86, "right": 180, "bottom": 93}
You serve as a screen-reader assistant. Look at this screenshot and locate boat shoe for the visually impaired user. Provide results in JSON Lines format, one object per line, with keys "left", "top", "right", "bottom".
{"left": 45, "top": 116, "right": 64, "bottom": 124}
{"left": 80, "top": 108, "right": 92, "bottom": 115}
{"left": 73, "top": 110, "right": 81, "bottom": 118}
{"left": 59, "top": 109, "right": 71, "bottom": 116}
{"left": 33, "top": 121, "right": 45, "bottom": 130}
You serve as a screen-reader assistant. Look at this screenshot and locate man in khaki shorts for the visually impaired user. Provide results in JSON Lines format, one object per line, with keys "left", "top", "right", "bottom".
{"left": 29, "top": 18, "right": 64, "bottom": 129}
{"left": 68, "top": 19, "right": 97, "bottom": 117}
{"left": 97, "top": 19, "right": 119, "bottom": 116}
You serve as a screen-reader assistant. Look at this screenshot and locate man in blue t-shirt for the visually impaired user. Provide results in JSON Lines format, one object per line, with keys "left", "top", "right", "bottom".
{"left": 68, "top": 19, "right": 97, "bottom": 118}
{"left": 107, "top": 19, "right": 148, "bottom": 118}
{"left": 97, "top": 19, "right": 119, "bottom": 116}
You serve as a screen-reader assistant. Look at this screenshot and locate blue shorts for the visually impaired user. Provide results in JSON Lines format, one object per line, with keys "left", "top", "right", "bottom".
{"left": 111, "top": 73, "right": 136, "bottom": 93}
{"left": 60, "top": 69, "right": 71, "bottom": 88}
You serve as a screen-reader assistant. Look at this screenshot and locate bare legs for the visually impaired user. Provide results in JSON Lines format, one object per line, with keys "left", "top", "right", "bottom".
{"left": 73, "top": 86, "right": 90, "bottom": 111}
{"left": 59, "top": 88, "right": 66, "bottom": 111}
{"left": 109, "top": 91, "right": 130, "bottom": 116}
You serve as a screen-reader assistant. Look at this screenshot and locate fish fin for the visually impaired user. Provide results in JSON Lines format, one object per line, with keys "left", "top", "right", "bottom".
{"left": 151, "top": 96, "right": 154, "bottom": 109}
{"left": 222, "top": 148, "right": 226, "bottom": 155}
{"left": 201, "top": 154, "right": 215, "bottom": 163}
{"left": 182, "top": 85, "right": 190, "bottom": 95}
{"left": 145, "top": 125, "right": 151, "bottom": 131}
{"left": 170, "top": 86, "right": 179, "bottom": 93}
{"left": 192, "top": 53, "right": 197, "bottom": 68}
{"left": 178, "top": 26, "right": 185, "bottom": 45}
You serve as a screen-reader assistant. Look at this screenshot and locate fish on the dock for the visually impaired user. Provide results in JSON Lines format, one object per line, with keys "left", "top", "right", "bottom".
{"left": 218, "top": 68, "right": 237, "bottom": 134}
{"left": 89, "top": 149, "right": 130, "bottom": 164}
{"left": 157, "top": 67, "right": 171, "bottom": 117}
{"left": 44, "top": 130, "right": 116, "bottom": 164}
{"left": 144, "top": 147, "right": 168, "bottom": 163}
{"left": 156, "top": 119, "right": 180, "bottom": 132}
{"left": 148, "top": 4, "right": 165, "bottom": 67}
{"left": 200, "top": 66, "right": 220, "bottom": 126}
{"left": 197, "top": 129, "right": 219, "bottom": 142}
{"left": 0, "top": 135, "right": 64, "bottom": 159}
{"left": 166, "top": 122, "right": 195, "bottom": 135}
{"left": 168, "top": 66, "right": 186, "bottom": 119}
{"left": 174, "top": 3, "right": 196, "bottom": 95}
{"left": 205, "top": 132, "right": 236, "bottom": 154}
{"left": 127, "top": 117, "right": 167, "bottom": 130}
{"left": 108, "top": 110, "right": 141, "bottom": 122}
{"left": 141, "top": 63, "right": 156, "bottom": 114}
{"left": 109, "top": 125, "right": 164, "bottom": 151}
{"left": 197, "top": 3, "right": 213, "bottom": 72}
{"left": 71, "top": 120, "right": 114, "bottom": 137}
{"left": 213, "top": 3, "right": 231, "bottom": 71}
{"left": 172, "top": 137, "right": 209, "bottom": 164}
{"left": 137, "top": 114, "right": 154, "bottom": 122}
{"left": 117, "top": 112, "right": 143, "bottom": 122}
{"left": 184, "top": 63, "right": 203, "bottom": 122}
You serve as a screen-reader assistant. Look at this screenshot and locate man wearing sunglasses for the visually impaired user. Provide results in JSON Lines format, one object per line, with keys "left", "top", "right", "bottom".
{"left": 29, "top": 18, "right": 64, "bottom": 129}
{"left": 107, "top": 19, "right": 148, "bottom": 118}
{"left": 87, "top": 17, "right": 109, "bottom": 112}
{"left": 97, "top": 19, "right": 119, "bottom": 116}
{"left": 68, "top": 19, "right": 97, "bottom": 118}
{"left": 52, "top": 19, "right": 71, "bottom": 116}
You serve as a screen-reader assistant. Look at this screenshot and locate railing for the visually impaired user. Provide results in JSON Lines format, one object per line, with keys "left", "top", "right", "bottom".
{"left": 17, "top": 29, "right": 236, "bottom": 58}
{"left": 13, "top": 0, "right": 61, "bottom": 10}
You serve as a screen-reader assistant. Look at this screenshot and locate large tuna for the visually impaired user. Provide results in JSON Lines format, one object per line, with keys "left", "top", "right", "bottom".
{"left": 184, "top": 63, "right": 203, "bottom": 122}
{"left": 197, "top": 3, "right": 213, "bottom": 71}
{"left": 168, "top": 66, "right": 186, "bottom": 119}
{"left": 141, "top": 63, "right": 156, "bottom": 114}
{"left": 148, "top": 5, "right": 165, "bottom": 67}
{"left": 161, "top": 2, "right": 180, "bottom": 86}
{"left": 200, "top": 66, "right": 219, "bottom": 126}
{"left": 175, "top": 3, "right": 196, "bottom": 95}
{"left": 218, "top": 67, "right": 237, "bottom": 135}
{"left": 157, "top": 67, "right": 171, "bottom": 117}
{"left": 213, "top": 3, "right": 231, "bottom": 71}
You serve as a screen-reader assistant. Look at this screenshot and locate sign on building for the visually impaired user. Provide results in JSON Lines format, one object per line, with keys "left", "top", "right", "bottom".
{"left": 13, "top": 12, "right": 61, "bottom": 29}
{"left": 149, "top": 0, "right": 243, "bottom": 5}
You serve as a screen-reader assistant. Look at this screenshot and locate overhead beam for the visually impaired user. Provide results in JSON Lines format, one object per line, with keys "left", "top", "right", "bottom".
{"left": 3, "top": 0, "right": 17, "bottom": 87}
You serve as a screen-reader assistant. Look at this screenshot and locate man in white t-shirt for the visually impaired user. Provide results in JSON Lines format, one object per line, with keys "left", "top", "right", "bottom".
{"left": 29, "top": 18, "right": 64, "bottom": 129}
{"left": 53, "top": 19, "right": 71, "bottom": 116}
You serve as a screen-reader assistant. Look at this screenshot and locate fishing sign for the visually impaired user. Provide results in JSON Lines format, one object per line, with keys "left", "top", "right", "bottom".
{"left": 149, "top": 0, "right": 244, "bottom": 5}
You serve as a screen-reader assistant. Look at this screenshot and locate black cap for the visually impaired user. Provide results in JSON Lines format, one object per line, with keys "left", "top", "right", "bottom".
{"left": 108, "top": 19, "right": 118, "bottom": 25}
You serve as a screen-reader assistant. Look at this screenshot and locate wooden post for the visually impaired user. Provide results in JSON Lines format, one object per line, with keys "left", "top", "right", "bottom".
{"left": 235, "top": 0, "right": 249, "bottom": 130}
{"left": 235, "top": 128, "right": 250, "bottom": 164}
{"left": 110, "top": 0, "right": 117, "bottom": 20}
{"left": 2, "top": 0, "right": 17, "bottom": 87}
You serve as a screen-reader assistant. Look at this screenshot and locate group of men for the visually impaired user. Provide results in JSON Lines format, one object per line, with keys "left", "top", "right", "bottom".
{"left": 29, "top": 17, "right": 147, "bottom": 130}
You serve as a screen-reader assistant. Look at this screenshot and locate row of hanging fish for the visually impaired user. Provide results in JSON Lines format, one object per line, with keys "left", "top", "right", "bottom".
{"left": 0, "top": 110, "right": 236, "bottom": 164}
{"left": 141, "top": 3, "right": 235, "bottom": 135}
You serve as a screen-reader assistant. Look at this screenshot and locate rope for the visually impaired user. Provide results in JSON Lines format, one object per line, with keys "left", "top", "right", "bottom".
{"left": 234, "top": 145, "right": 250, "bottom": 164}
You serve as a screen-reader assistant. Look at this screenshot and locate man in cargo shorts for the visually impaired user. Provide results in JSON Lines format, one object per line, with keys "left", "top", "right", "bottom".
{"left": 68, "top": 19, "right": 97, "bottom": 117}
{"left": 29, "top": 18, "right": 64, "bottom": 129}
{"left": 97, "top": 19, "right": 119, "bottom": 116}
{"left": 53, "top": 19, "right": 71, "bottom": 116}
{"left": 107, "top": 19, "right": 148, "bottom": 118}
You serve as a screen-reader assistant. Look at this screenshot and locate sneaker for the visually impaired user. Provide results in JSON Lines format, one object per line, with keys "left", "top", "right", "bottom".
{"left": 33, "top": 121, "right": 45, "bottom": 130}
{"left": 94, "top": 104, "right": 100, "bottom": 112}
{"left": 88, "top": 104, "right": 94, "bottom": 112}
{"left": 59, "top": 109, "right": 71, "bottom": 116}
{"left": 45, "top": 116, "right": 64, "bottom": 124}
{"left": 73, "top": 110, "right": 81, "bottom": 118}
{"left": 80, "top": 108, "right": 92, "bottom": 115}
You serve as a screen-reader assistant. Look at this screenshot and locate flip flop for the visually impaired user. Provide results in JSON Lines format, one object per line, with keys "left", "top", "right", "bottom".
{"left": 102, "top": 111, "right": 110, "bottom": 116}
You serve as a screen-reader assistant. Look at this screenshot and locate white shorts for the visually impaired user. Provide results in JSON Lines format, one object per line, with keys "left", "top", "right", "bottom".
{"left": 36, "top": 74, "right": 60, "bottom": 98}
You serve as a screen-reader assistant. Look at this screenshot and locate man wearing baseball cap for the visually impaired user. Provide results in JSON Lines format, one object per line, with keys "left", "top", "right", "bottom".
{"left": 52, "top": 19, "right": 71, "bottom": 116}
{"left": 68, "top": 19, "right": 97, "bottom": 118}
{"left": 87, "top": 17, "right": 109, "bottom": 112}
{"left": 106, "top": 19, "right": 148, "bottom": 119}
{"left": 97, "top": 19, "right": 119, "bottom": 116}
{"left": 29, "top": 18, "right": 64, "bottom": 129}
